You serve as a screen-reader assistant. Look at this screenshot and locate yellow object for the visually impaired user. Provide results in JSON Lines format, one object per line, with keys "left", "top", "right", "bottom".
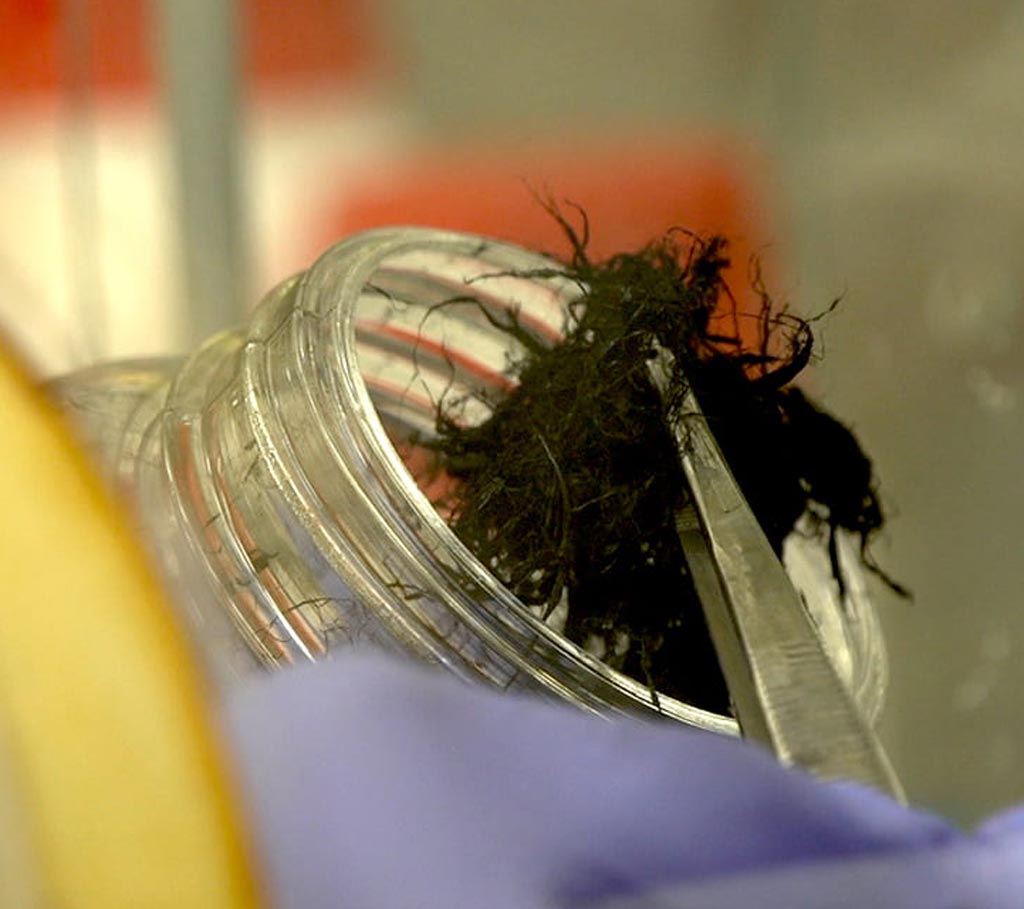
{"left": 0, "top": 339, "right": 263, "bottom": 907}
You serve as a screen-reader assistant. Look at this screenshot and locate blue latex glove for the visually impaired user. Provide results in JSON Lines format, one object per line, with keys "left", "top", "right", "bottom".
{"left": 223, "top": 653, "right": 1024, "bottom": 908}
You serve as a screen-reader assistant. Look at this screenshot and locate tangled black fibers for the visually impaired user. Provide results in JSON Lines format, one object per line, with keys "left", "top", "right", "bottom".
{"left": 428, "top": 213, "right": 904, "bottom": 714}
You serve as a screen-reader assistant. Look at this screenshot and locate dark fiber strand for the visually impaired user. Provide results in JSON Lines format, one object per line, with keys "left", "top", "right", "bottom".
{"left": 426, "top": 218, "right": 902, "bottom": 714}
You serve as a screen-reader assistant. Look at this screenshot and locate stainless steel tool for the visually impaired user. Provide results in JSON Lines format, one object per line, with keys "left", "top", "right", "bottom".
{"left": 648, "top": 345, "right": 904, "bottom": 800}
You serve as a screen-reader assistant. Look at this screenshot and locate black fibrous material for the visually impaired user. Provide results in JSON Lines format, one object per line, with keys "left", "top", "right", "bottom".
{"left": 426, "top": 212, "right": 905, "bottom": 714}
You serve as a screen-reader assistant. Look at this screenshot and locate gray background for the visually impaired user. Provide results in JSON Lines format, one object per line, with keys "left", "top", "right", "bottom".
{"left": 380, "top": 0, "right": 1024, "bottom": 824}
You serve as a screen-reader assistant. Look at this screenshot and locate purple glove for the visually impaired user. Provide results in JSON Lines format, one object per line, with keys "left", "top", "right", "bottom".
{"left": 223, "top": 653, "right": 1022, "bottom": 908}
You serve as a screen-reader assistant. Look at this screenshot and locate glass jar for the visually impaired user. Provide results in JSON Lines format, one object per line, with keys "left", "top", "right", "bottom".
{"left": 52, "top": 227, "right": 886, "bottom": 732}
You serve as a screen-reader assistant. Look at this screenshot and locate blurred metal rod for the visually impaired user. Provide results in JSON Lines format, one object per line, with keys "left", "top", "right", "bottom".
{"left": 60, "top": 0, "right": 105, "bottom": 365}
{"left": 153, "top": 0, "right": 249, "bottom": 347}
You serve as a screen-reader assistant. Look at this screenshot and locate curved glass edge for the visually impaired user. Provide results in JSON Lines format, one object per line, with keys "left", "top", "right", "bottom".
{"left": 302, "top": 228, "right": 886, "bottom": 734}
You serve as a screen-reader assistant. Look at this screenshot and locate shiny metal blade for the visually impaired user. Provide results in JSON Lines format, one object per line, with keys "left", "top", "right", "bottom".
{"left": 648, "top": 345, "right": 903, "bottom": 799}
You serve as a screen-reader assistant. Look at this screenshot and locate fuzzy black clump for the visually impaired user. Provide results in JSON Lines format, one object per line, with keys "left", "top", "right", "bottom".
{"left": 427, "top": 211, "right": 902, "bottom": 714}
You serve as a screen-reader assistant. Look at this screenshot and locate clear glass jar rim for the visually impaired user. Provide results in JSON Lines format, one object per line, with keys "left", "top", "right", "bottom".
{"left": 294, "top": 226, "right": 884, "bottom": 732}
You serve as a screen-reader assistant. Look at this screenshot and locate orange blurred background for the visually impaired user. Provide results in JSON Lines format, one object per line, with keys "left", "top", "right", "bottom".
{"left": 0, "top": 0, "right": 770, "bottom": 371}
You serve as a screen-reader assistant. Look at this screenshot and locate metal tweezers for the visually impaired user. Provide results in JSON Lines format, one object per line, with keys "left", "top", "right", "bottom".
{"left": 647, "top": 346, "right": 904, "bottom": 800}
